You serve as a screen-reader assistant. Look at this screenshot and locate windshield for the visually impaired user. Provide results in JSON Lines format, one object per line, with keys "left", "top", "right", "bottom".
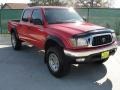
{"left": 44, "top": 8, "right": 84, "bottom": 24}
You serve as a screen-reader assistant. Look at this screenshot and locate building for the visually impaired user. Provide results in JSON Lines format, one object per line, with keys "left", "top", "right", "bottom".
{"left": 2, "top": 3, "right": 29, "bottom": 9}
{"left": 0, "top": 4, "right": 3, "bottom": 9}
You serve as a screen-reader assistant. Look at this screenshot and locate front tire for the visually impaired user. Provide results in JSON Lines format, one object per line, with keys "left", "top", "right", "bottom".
{"left": 46, "top": 47, "right": 71, "bottom": 78}
{"left": 11, "top": 32, "right": 21, "bottom": 50}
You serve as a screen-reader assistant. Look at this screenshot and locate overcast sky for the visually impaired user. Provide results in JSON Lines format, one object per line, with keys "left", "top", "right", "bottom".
{"left": 0, "top": 0, "right": 120, "bottom": 8}
{"left": 0, "top": 0, "right": 30, "bottom": 4}
{"left": 111, "top": 0, "right": 120, "bottom": 8}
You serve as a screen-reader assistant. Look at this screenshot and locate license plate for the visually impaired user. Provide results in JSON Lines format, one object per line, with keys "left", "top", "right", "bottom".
{"left": 101, "top": 51, "right": 109, "bottom": 59}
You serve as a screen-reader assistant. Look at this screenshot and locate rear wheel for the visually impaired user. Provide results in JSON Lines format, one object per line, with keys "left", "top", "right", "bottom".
{"left": 11, "top": 32, "right": 22, "bottom": 50}
{"left": 46, "top": 47, "right": 71, "bottom": 78}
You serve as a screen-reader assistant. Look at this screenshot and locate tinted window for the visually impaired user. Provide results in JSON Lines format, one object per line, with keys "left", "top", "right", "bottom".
{"left": 31, "top": 9, "right": 43, "bottom": 25}
{"left": 22, "top": 9, "right": 31, "bottom": 22}
{"left": 45, "top": 8, "right": 84, "bottom": 24}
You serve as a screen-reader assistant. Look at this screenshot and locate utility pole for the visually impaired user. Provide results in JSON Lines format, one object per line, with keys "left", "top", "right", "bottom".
{"left": 91, "top": 0, "right": 94, "bottom": 8}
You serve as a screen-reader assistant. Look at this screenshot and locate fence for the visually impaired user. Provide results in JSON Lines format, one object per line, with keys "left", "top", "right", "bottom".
{"left": 76, "top": 8, "right": 120, "bottom": 35}
{"left": 0, "top": 9, "right": 23, "bottom": 34}
{"left": 0, "top": 8, "right": 120, "bottom": 35}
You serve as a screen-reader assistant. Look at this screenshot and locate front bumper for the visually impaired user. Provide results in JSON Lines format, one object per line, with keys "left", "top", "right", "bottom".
{"left": 64, "top": 44, "right": 117, "bottom": 63}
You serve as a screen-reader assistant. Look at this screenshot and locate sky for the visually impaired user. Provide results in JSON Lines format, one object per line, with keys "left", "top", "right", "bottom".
{"left": 0, "top": 0, "right": 120, "bottom": 8}
{"left": 111, "top": 0, "right": 120, "bottom": 8}
{"left": 0, "top": 0, "right": 30, "bottom": 4}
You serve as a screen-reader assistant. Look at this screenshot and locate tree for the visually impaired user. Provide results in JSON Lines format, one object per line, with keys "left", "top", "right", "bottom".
{"left": 75, "top": 0, "right": 109, "bottom": 8}
{"left": 30, "top": 0, "right": 109, "bottom": 7}
{"left": 0, "top": 3, "right": 4, "bottom": 8}
{"left": 30, "top": 0, "right": 67, "bottom": 6}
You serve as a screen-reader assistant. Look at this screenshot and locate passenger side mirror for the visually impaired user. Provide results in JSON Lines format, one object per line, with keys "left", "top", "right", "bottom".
{"left": 31, "top": 19, "right": 43, "bottom": 25}
{"left": 82, "top": 16, "right": 87, "bottom": 22}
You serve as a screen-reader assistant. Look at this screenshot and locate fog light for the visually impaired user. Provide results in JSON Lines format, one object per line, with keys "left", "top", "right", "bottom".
{"left": 76, "top": 58, "right": 85, "bottom": 62}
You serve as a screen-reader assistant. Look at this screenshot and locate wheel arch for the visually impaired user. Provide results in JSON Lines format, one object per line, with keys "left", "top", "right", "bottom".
{"left": 45, "top": 35, "right": 65, "bottom": 51}
{"left": 10, "top": 27, "right": 20, "bottom": 40}
{"left": 44, "top": 35, "right": 65, "bottom": 63}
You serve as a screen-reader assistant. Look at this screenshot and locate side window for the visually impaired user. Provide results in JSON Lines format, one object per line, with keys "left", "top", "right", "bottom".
{"left": 22, "top": 10, "right": 31, "bottom": 22}
{"left": 31, "top": 9, "right": 43, "bottom": 25}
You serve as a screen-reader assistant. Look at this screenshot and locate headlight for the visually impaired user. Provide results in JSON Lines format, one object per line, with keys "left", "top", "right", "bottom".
{"left": 70, "top": 38, "right": 88, "bottom": 47}
{"left": 112, "top": 33, "right": 117, "bottom": 41}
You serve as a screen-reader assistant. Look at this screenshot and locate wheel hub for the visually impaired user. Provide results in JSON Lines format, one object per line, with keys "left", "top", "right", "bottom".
{"left": 48, "top": 53, "right": 59, "bottom": 72}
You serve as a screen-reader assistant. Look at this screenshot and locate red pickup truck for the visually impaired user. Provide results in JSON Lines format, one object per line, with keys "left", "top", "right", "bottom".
{"left": 8, "top": 6, "right": 117, "bottom": 78}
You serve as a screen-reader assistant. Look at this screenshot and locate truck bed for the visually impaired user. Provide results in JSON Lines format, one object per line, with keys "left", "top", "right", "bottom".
{"left": 8, "top": 19, "right": 20, "bottom": 32}
{"left": 10, "top": 19, "right": 20, "bottom": 22}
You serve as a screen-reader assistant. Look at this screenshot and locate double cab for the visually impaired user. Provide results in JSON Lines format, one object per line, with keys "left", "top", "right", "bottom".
{"left": 8, "top": 6, "right": 117, "bottom": 78}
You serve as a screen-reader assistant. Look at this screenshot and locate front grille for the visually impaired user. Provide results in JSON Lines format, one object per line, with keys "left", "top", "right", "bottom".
{"left": 92, "top": 34, "right": 112, "bottom": 46}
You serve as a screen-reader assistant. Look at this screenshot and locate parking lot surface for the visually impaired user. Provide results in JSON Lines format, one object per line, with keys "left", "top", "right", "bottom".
{"left": 0, "top": 34, "right": 120, "bottom": 90}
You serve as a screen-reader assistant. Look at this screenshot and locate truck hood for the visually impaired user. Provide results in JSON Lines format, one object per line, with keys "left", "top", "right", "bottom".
{"left": 48, "top": 22, "right": 105, "bottom": 36}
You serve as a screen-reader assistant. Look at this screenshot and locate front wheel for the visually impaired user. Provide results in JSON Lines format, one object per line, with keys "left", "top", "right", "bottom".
{"left": 11, "top": 32, "right": 22, "bottom": 50}
{"left": 46, "top": 47, "right": 71, "bottom": 78}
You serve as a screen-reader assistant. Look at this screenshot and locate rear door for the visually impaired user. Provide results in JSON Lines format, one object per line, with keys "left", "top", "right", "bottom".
{"left": 17, "top": 9, "right": 32, "bottom": 41}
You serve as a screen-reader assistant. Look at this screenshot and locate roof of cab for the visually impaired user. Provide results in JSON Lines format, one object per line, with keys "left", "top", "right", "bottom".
{"left": 25, "top": 6, "right": 69, "bottom": 10}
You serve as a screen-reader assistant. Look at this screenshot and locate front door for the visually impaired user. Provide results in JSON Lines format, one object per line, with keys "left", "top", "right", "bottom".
{"left": 27, "top": 9, "right": 46, "bottom": 48}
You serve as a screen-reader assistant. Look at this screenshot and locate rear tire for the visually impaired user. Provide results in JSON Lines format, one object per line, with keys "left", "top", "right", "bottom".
{"left": 11, "top": 31, "right": 22, "bottom": 50}
{"left": 46, "top": 47, "right": 71, "bottom": 78}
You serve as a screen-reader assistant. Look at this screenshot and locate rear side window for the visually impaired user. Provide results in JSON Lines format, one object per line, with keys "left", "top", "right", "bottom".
{"left": 31, "top": 9, "right": 43, "bottom": 25}
{"left": 22, "top": 9, "right": 31, "bottom": 22}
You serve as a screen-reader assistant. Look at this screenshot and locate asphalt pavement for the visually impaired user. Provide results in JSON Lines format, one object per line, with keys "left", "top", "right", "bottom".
{"left": 0, "top": 34, "right": 120, "bottom": 90}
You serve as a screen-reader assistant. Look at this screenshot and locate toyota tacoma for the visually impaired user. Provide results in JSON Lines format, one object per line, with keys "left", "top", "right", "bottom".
{"left": 8, "top": 6, "right": 117, "bottom": 78}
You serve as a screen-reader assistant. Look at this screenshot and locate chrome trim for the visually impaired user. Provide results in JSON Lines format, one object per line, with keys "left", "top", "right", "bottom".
{"left": 48, "top": 53, "right": 59, "bottom": 72}
{"left": 64, "top": 44, "right": 117, "bottom": 57}
{"left": 73, "top": 33, "right": 114, "bottom": 47}
{"left": 90, "top": 33, "right": 112, "bottom": 47}
{"left": 85, "top": 33, "right": 113, "bottom": 47}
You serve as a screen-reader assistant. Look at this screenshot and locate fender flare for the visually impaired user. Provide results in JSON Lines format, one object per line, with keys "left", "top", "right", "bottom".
{"left": 45, "top": 35, "right": 65, "bottom": 48}
{"left": 44, "top": 35, "right": 65, "bottom": 63}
